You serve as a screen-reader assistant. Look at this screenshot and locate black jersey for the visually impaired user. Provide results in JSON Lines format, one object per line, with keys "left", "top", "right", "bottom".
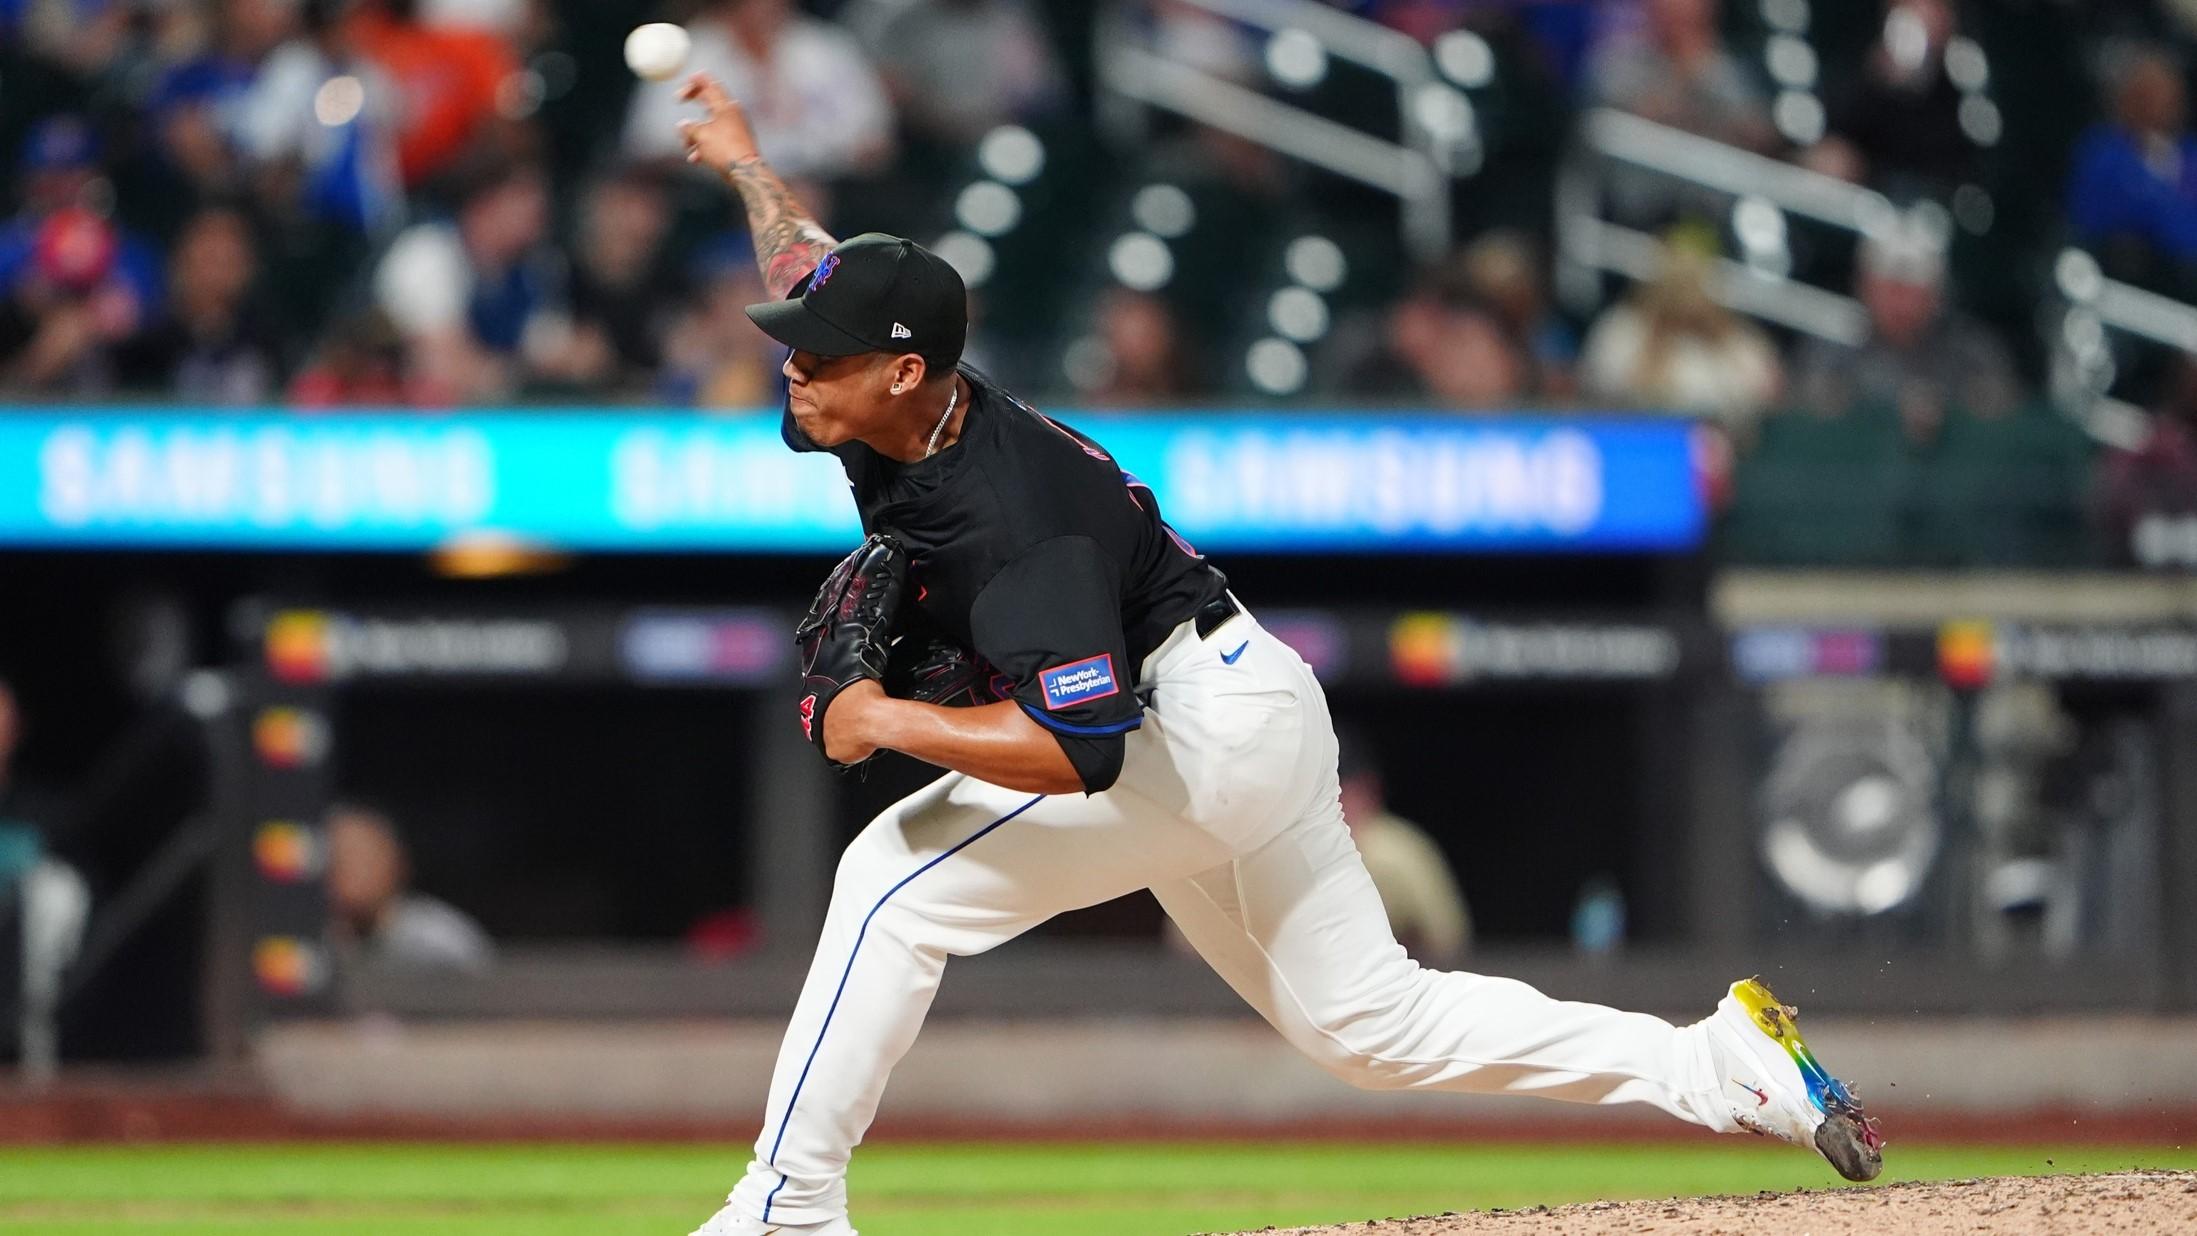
{"left": 785, "top": 367, "right": 1227, "bottom": 792}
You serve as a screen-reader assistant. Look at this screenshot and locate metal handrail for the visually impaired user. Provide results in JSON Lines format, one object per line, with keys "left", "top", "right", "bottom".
{"left": 1566, "top": 215, "right": 1869, "bottom": 345}
{"left": 1093, "top": 0, "right": 1453, "bottom": 261}
{"left": 1558, "top": 108, "right": 1880, "bottom": 345}
{"left": 1580, "top": 109, "right": 1896, "bottom": 233}
{"left": 2093, "top": 274, "right": 2197, "bottom": 352}
{"left": 2051, "top": 249, "right": 2197, "bottom": 447}
{"left": 1101, "top": 45, "right": 1437, "bottom": 202}
{"left": 1190, "top": 0, "right": 1432, "bottom": 81}
{"left": 1568, "top": 107, "right": 2184, "bottom": 446}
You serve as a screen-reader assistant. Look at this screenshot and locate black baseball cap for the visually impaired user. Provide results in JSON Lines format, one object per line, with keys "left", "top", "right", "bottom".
{"left": 746, "top": 233, "right": 967, "bottom": 367}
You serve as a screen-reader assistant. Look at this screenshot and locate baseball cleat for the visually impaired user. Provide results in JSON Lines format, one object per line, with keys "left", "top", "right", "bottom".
{"left": 687, "top": 1199, "right": 858, "bottom": 1236}
{"left": 1703, "top": 976, "right": 1884, "bottom": 1182}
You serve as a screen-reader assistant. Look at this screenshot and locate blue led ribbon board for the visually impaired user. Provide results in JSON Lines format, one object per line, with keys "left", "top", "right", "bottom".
{"left": 0, "top": 410, "right": 1704, "bottom": 553}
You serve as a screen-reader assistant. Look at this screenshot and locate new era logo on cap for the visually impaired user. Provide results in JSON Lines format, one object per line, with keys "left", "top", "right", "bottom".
{"left": 891, "top": 322, "right": 912, "bottom": 339}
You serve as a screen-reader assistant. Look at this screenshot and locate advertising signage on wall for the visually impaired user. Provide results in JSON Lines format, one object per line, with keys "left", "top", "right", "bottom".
{"left": 0, "top": 409, "right": 1705, "bottom": 553}
{"left": 1730, "top": 621, "right": 2197, "bottom": 686}
{"left": 242, "top": 603, "right": 1696, "bottom": 690}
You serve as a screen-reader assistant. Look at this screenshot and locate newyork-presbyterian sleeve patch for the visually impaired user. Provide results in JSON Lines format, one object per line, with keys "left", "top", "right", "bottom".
{"left": 1038, "top": 654, "right": 1119, "bottom": 710}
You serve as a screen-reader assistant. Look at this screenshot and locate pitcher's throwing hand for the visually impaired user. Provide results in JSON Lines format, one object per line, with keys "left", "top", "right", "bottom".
{"left": 677, "top": 74, "right": 761, "bottom": 168}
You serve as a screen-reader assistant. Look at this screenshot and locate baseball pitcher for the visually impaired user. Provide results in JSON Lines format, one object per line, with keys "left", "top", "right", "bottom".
{"left": 673, "top": 74, "right": 1883, "bottom": 1236}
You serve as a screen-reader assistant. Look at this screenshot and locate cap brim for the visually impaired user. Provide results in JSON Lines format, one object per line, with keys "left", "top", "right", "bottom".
{"left": 745, "top": 297, "right": 875, "bottom": 357}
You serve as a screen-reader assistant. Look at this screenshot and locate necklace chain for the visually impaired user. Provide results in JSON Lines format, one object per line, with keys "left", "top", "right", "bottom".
{"left": 923, "top": 383, "right": 960, "bottom": 458}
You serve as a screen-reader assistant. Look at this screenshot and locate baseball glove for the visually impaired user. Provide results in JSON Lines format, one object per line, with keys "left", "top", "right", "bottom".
{"left": 884, "top": 632, "right": 1009, "bottom": 708}
{"left": 795, "top": 533, "right": 909, "bottom": 772}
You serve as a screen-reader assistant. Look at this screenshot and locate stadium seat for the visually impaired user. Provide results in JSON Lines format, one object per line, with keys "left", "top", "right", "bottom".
{"left": 1720, "top": 402, "right": 1911, "bottom": 565}
{"left": 1915, "top": 402, "right": 2098, "bottom": 566}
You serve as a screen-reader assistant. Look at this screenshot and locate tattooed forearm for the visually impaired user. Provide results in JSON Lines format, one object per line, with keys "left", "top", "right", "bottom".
{"left": 723, "top": 156, "right": 838, "bottom": 300}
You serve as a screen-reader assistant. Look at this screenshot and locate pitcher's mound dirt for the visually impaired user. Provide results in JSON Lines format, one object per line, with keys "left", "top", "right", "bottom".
{"left": 1229, "top": 1170, "right": 2197, "bottom": 1235}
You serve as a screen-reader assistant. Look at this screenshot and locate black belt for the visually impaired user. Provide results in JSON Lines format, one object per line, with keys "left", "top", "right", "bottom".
{"left": 1193, "top": 591, "right": 1241, "bottom": 640}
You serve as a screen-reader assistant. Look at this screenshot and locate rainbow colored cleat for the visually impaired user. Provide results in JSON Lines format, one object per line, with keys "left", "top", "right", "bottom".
{"left": 1706, "top": 977, "right": 1885, "bottom": 1181}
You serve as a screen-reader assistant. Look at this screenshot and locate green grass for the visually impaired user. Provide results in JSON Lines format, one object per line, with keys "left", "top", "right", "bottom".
{"left": 0, "top": 1140, "right": 2189, "bottom": 1235}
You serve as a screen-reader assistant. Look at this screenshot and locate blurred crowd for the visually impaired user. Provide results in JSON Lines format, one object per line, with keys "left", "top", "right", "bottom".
{"left": 2, "top": 0, "right": 2196, "bottom": 549}
{"left": 0, "top": 0, "right": 1069, "bottom": 405}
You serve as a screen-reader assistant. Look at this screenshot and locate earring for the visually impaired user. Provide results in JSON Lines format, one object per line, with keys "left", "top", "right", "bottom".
{"left": 891, "top": 385, "right": 903, "bottom": 394}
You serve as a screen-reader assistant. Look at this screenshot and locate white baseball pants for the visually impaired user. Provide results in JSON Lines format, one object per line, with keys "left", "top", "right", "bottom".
{"left": 730, "top": 606, "right": 1729, "bottom": 1226}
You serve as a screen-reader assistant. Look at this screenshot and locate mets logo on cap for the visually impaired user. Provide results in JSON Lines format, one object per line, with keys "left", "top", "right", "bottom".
{"left": 810, "top": 252, "right": 840, "bottom": 291}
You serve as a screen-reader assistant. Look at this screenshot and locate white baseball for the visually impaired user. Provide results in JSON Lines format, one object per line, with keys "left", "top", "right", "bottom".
{"left": 624, "top": 23, "right": 691, "bottom": 83}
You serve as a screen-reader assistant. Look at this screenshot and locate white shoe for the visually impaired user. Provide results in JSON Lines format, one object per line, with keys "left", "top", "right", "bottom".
{"left": 1699, "top": 977, "right": 1884, "bottom": 1181}
{"left": 687, "top": 1197, "right": 858, "bottom": 1236}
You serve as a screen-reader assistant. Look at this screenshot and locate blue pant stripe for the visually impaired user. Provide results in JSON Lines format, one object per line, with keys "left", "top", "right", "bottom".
{"left": 760, "top": 793, "right": 1047, "bottom": 1221}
